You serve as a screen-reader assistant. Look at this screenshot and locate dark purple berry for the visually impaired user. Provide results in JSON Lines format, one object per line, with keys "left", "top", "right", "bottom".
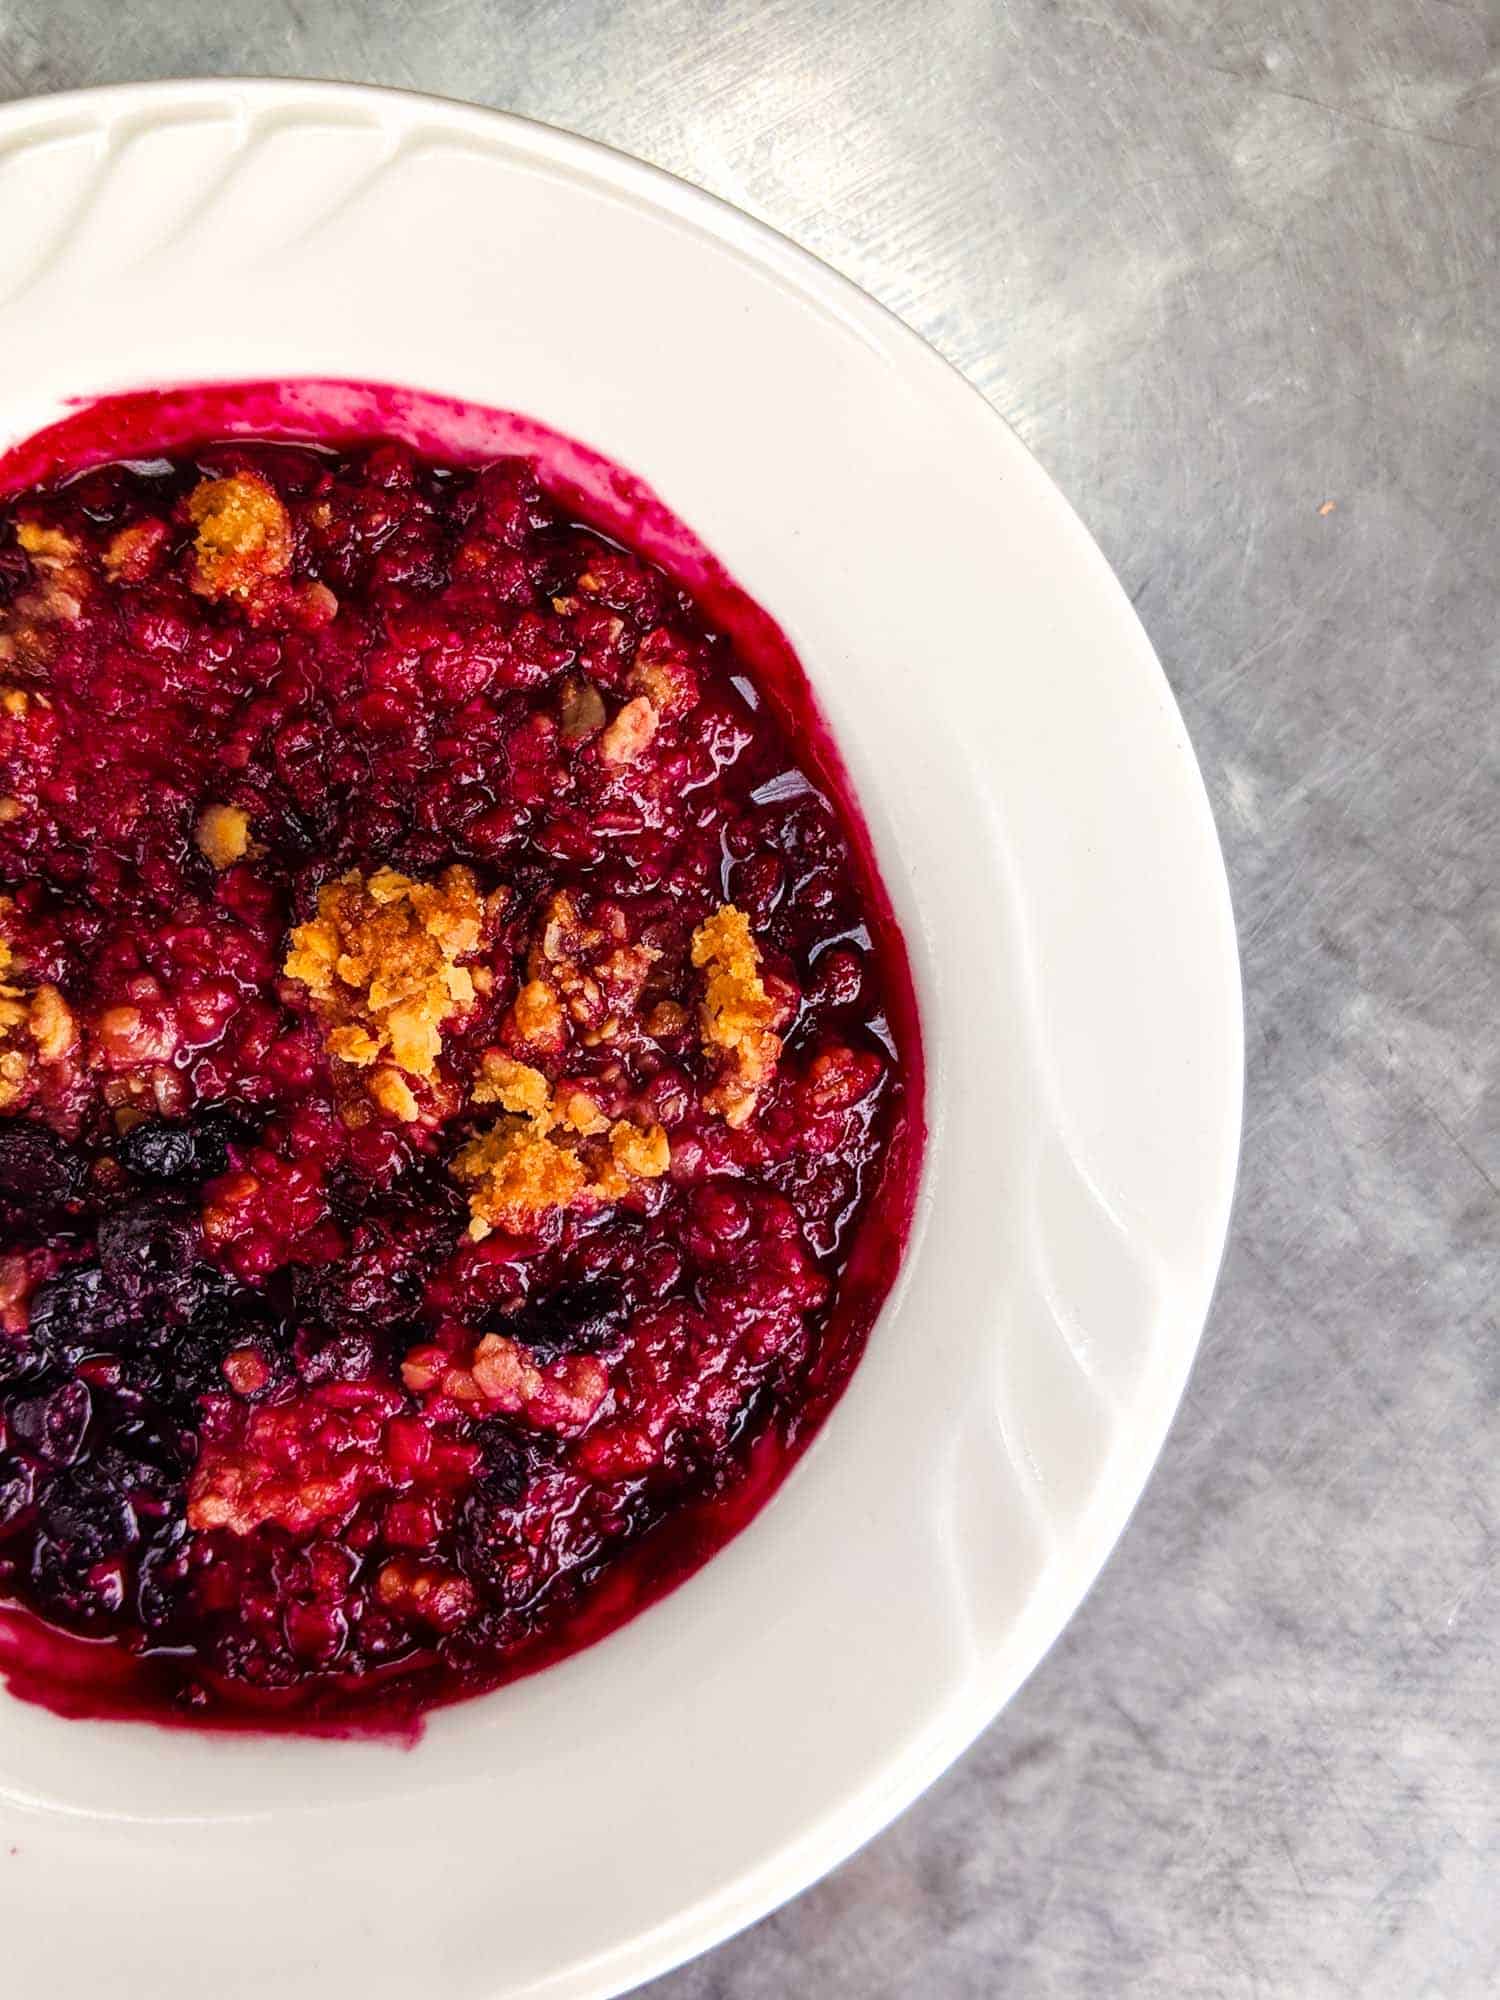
{"left": 7, "top": 1379, "right": 91, "bottom": 1463}
{"left": 40, "top": 1475, "right": 137, "bottom": 1562}
{"left": 0, "top": 1119, "right": 84, "bottom": 1222}
{"left": 117, "top": 1111, "right": 246, "bottom": 1185}
{"left": 96, "top": 1198, "right": 198, "bottom": 1300}
{"left": 509, "top": 1278, "right": 625, "bottom": 1361}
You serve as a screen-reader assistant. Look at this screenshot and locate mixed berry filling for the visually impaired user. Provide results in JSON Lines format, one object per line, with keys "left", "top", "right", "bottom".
{"left": 0, "top": 422, "right": 917, "bottom": 1727}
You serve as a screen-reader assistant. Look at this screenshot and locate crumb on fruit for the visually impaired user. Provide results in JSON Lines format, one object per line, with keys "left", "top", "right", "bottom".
{"left": 609, "top": 1120, "right": 670, "bottom": 1180}
{"left": 284, "top": 864, "right": 492, "bottom": 1115}
{"left": 194, "top": 802, "right": 251, "bottom": 869}
{"left": 456, "top": 1047, "right": 670, "bottom": 1237}
{"left": 691, "top": 904, "right": 782, "bottom": 1127}
{"left": 560, "top": 679, "right": 606, "bottom": 745}
{"left": 402, "top": 1331, "right": 609, "bottom": 1432}
{"left": 599, "top": 694, "right": 658, "bottom": 767}
{"left": 0, "top": 956, "right": 78, "bottom": 1106}
{"left": 452, "top": 1116, "right": 591, "bottom": 1238}
{"left": 14, "top": 521, "right": 79, "bottom": 568}
{"left": 187, "top": 471, "right": 293, "bottom": 602}
{"left": 507, "top": 976, "right": 567, "bottom": 1055}
{"left": 472, "top": 1052, "right": 553, "bottom": 1118}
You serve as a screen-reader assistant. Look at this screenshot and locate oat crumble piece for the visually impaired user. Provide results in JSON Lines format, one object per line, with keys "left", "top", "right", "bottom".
{"left": 194, "top": 802, "right": 251, "bottom": 869}
{"left": 452, "top": 1117, "right": 591, "bottom": 1238}
{"left": 559, "top": 678, "right": 607, "bottom": 745}
{"left": 14, "top": 522, "right": 78, "bottom": 569}
{"left": 598, "top": 694, "right": 659, "bottom": 767}
{"left": 507, "top": 975, "right": 568, "bottom": 1054}
{"left": 457, "top": 1045, "right": 670, "bottom": 1238}
{"left": 0, "top": 927, "right": 77, "bottom": 1108}
{"left": 691, "top": 903, "right": 783, "bottom": 1128}
{"left": 284, "top": 864, "right": 493, "bottom": 1118}
{"left": 472, "top": 1051, "right": 554, "bottom": 1118}
{"left": 402, "top": 1332, "right": 608, "bottom": 1431}
{"left": 186, "top": 471, "right": 293, "bottom": 602}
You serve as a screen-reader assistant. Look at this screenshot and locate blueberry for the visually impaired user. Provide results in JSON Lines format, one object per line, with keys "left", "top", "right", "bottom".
{"left": 474, "top": 1426, "right": 529, "bottom": 1505}
{"left": 26, "top": 1264, "right": 136, "bottom": 1366}
{"left": 97, "top": 1198, "right": 198, "bottom": 1300}
{"left": 0, "top": 1119, "right": 84, "bottom": 1221}
{"left": 135, "top": 1541, "right": 187, "bottom": 1632}
{"left": 117, "top": 1111, "right": 246, "bottom": 1185}
{"left": 509, "top": 1278, "right": 626, "bottom": 1361}
{"left": 293, "top": 1322, "right": 378, "bottom": 1387}
{"left": 41, "top": 1474, "right": 137, "bottom": 1562}
{"left": 7, "top": 1379, "right": 91, "bottom": 1463}
{"left": 289, "top": 1234, "right": 422, "bottom": 1336}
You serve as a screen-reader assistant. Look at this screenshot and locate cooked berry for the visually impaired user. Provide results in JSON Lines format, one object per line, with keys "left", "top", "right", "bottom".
{"left": 0, "top": 1120, "right": 84, "bottom": 1221}
{"left": 7, "top": 1379, "right": 91, "bottom": 1463}
{"left": 510, "top": 1278, "right": 626, "bottom": 1360}
{"left": 117, "top": 1112, "right": 244, "bottom": 1184}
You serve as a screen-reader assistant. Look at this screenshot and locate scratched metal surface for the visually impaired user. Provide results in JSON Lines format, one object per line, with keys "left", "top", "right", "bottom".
{"left": 1, "top": 4, "right": 1497, "bottom": 1996}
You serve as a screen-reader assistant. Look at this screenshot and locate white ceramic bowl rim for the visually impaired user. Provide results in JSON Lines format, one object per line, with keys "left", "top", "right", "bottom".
{"left": 0, "top": 79, "right": 1243, "bottom": 2000}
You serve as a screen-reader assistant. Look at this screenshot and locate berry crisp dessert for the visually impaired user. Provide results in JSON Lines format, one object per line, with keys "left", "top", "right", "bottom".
{"left": 0, "top": 390, "right": 920, "bottom": 1728}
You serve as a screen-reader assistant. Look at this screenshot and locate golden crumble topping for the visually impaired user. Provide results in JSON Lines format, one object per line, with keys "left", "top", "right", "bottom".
{"left": 6, "top": 520, "right": 88, "bottom": 645}
{"left": 187, "top": 472, "right": 293, "bottom": 602}
{"left": 0, "top": 931, "right": 77, "bottom": 1110}
{"left": 456, "top": 1047, "right": 670, "bottom": 1239}
{"left": 690, "top": 903, "right": 782, "bottom": 1128}
{"left": 103, "top": 519, "right": 167, "bottom": 583}
{"left": 452, "top": 1117, "right": 591, "bottom": 1238}
{"left": 15, "top": 521, "right": 78, "bottom": 569}
{"left": 194, "top": 802, "right": 251, "bottom": 869}
{"left": 507, "top": 976, "right": 568, "bottom": 1054}
{"left": 284, "top": 864, "right": 494, "bottom": 1118}
{"left": 471, "top": 1051, "right": 553, "bottom": 1119}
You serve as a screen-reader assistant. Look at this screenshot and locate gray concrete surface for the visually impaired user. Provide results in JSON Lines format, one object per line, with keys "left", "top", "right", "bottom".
{"left": 2, "top": 3, "right": 1496, "bottom": 1995}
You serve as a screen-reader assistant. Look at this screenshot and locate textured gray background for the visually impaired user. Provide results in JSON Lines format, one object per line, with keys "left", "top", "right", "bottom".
{"left": 2, "top": 3, "right": 1496, "bottom": 1996}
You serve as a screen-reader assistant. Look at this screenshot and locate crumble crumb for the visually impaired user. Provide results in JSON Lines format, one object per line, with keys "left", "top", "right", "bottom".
{"left": 0, "top": 939, "right": 78, "bottom": 1106}
{"left": 507, "top": 976, "right": 568, "bottom": 1055}
{"left": 691, "top": 903, "right": 782, "bottom": 1127}
{"left": 194, "top": 802, "right": 251, "bottom": 869}
{"left": 472, "top": 1052, "right": 553, "bottom": 1118}
{"left": 402, "top": 1332, "right": 609, "bottom": 1431}
{"left": 609, "top": 1120, "right": 670, "bottom": 1180}
{"left": 103, "top": 519, "right": 169, "bottom": 583}
{"left": 187, "top": 471, "right": 293, "bottom": 602}
{"left": 14, "top": 522, "right": 78, "bottom": 568}
{"left": 560, "top": 678, "right": 606, "bottom": 745}
{"left": 369, "top": 1066, "right": 421, "bottom": 1122}
{"left": 452, "top": 1116, "right": 590, "bottom": 1238}
{"left": 599, "top": 694, "right": 658, "bottom": 767}
{"left": 284, "top": 864, "right": 493, "bottom": 1117}
{"left": 457, "top": 1045, "right": 670, "bottom": 1238}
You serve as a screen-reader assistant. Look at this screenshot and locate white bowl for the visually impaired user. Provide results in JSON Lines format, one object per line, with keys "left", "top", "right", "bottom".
{"left": 0, "top": 80, "right": 1242, "bottom": 2000}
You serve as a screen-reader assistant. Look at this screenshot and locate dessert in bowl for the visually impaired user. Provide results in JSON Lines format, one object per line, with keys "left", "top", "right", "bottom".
{"left": 0, "top": 386, "right": 920, "bottom": 1727}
